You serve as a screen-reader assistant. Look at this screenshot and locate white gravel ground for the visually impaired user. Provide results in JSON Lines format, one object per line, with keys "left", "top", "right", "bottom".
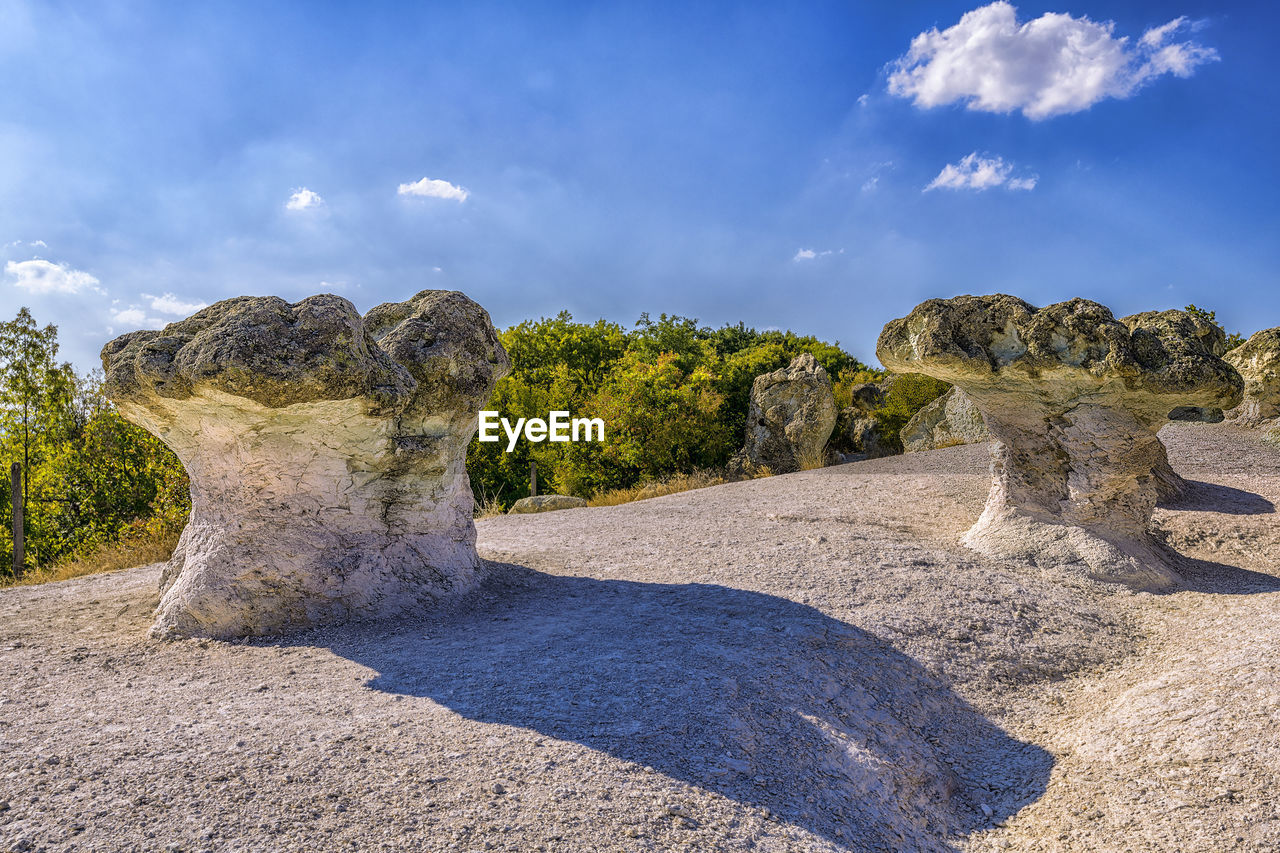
{"left": 1, "top": 422, "right": 1277, "bottom": 852}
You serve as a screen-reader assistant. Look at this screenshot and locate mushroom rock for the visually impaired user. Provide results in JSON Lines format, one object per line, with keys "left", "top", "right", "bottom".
{"left": 1224, "top": 327, "right": 1280, "bottom": 424}
{"left": 876, "top": 296, "right": 1242, "bottom": 591}
{"left": 101, "top": 290, "right": 510, "bottom": 639}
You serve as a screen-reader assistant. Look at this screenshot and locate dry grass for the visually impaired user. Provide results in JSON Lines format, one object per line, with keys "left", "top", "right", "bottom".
{"left": 796, "top": 444, "right": 828, "bottom": 472}
{"left": 4, "top": 529, "right": 180, "bottom": 588}
{"left": 587, "top": 469, "right": 729, "bottom": 507}
{"left": 473, "top": 488, "right": 507, "bottom": 519}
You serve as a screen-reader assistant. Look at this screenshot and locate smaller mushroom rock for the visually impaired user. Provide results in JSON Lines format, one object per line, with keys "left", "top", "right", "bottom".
{"left": 877, "top": 296, "right": 1242, "bottom": 590}
{"left": 1224, "top": 328, "right": 1280, "bottom": 424}
{"left": 101, "top": 289, "right": 510, "bottom": 639}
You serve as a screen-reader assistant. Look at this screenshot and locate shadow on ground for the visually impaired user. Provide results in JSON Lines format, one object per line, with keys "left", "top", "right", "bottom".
{"left": 320, "top": 562, "right": 1052, "bottom": 851}
{"left": 1160, "top": 480, "right": 1275, "bottom": 515}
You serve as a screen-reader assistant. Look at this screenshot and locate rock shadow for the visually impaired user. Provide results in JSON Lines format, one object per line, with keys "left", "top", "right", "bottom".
{"left": 1174, "top": 555, "right": 1280, "bottom": 595}
{"left": 1159, "top": 480, "right": 1275, "bottom": 515}
{"left": 318, "top": 563, "right": 1052, "bottom": 851}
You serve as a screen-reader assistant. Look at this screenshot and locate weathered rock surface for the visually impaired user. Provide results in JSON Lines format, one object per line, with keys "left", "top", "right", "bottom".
{"left": 877, "top": 296, "right": 1242, "bottom": 590}
{"left": 730, "top": 353, "right": 837, "bottom": 475}
{"left": 508, "top": 495, "right": 588, "bottom": 514}
{"left": 1224, "top": 327, "right": 1280, "bottom": 424}
{"left": 900, "top": 387, "right": 990, "bottom": 453}
{"left": 101, "top": 289, "right": 509, "bottom": 638}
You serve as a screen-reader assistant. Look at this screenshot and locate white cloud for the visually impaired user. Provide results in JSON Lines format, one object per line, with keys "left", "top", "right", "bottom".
{"left": 5, "top": 258, "right": 102, "bottom": 294}
{"left": 925, "top": 153, "right": 1038, "bottom": 192}
{"left": 285, "top": 188, "right": 325, "bottom": 211}
{"left": 887, "top": 3, "right": 1219, "bottom": 119}
{"left": 146, "top": 292, "right": 207, "bottom": 316}
{"left": 793, "top": 248, "right": 842, "bottom": 262}
{"left": 397, "top": 177, "right": 469, "bottom": 202}
{"left": 109, "top": 307, "right": 165, "bottom": 330}
{"left": 432, "top": 266, "right": 443, "bottom": 273}
{"left": 862, "top": 177, "right": 879, "bottom": 193}
{"left": 857, "top": 94, "right": 869, "bottom": 106}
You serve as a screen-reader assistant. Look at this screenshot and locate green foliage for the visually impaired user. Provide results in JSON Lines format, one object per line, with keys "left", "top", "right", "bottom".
{"left": 1185, "top": 304, "right": 1246, "bottom": 351}
{"left": 466, "top": 312, "right": 869, "bottom": 508}
{"left": 1, "top": 310, "right": 190, "bottom": 579}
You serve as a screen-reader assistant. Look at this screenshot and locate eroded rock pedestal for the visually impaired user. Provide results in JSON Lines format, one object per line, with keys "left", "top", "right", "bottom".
{"left": 102, "top": 290, "right": 509, "bottom": 638}
{"left": 877, "top": 296, "right": 1241, "bottom": 590}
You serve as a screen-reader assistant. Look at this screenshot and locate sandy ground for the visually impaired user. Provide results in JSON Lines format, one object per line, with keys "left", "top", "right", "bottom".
{"left": 0, "top": 422, "right": 1277, "bottom": 852}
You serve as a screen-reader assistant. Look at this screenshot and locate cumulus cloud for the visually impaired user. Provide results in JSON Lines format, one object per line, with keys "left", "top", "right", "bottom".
{"left": 5, "top": 259, "right": 102, "bottom": 294}
{"left": 111, "top": 307, "right": 149, "bottom": 327}
{"left": 888, "top": 3, "right": 1218, "bottom": 119}
{"left": 398, "top": 177, "right": 469, "bottom": 202}
{"left": 146, "top": 293, "right": 208, "bottom": 316}
{"left": 925, "top": 153, "right": 1038, "bottom": 192}
{"left": 285, "top": 188, "right": 325, "bottom": 211}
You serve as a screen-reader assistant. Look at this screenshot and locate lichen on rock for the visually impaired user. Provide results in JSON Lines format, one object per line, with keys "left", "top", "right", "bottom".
{"left": 102, "top": 290, "right": 510, "bottom": 639}
{"left": 877, "top": 295, "right": 1242, "bottom": 590}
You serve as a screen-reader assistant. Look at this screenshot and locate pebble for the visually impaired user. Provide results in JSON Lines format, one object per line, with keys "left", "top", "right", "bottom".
{"left": 981, "top": 803, "right": 994, "bottom": 818}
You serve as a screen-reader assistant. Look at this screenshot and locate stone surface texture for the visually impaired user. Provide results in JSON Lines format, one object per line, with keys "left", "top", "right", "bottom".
{"left": 1224, "top": 327, "right": 1280, "bottom": 424}
{"left": 731, "top": 353, "right": 837, "bottom": 475}
{"left": 900, "top": 387, "right": 990, "bottom": 453}
{"left": 101, "top": 289, "right": 509, "bottom": 638}
{"left": 877, "top": 296, "right": 1242, "bottom": 590}
{"left": 508, "top": 495, "right": 588, "bottom": 514}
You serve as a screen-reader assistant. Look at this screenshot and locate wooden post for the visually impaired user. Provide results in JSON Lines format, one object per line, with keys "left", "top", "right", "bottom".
{"left": 10, "top": 462, "right": 22, "bottom": 578}
{"left": 530, "top": 460, "right": 538, "bottom": 497}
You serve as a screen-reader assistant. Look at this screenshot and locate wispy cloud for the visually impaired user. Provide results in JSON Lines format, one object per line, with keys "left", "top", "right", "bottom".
{"left": 285, "top": 188, "right": 325, "bottom": 211}
{"left": 5, "top": 258, "right": 103, "bottom": 294}
{"left": 397, "top": 177, "right": 469, "bottom": 202}
{"left": 925, "top": 153, "right": 1038, "bottom": 192}
{"left": 793, "top": 248, "right": 843, "bottom": 262}
{"left": 888, "top": 2, "right": 1219, "bottom": 119}
{"left": 145, "top": 292, "right": 208, "bottom": 316}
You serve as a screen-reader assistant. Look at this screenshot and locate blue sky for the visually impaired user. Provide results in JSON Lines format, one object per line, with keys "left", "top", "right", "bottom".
{"left": 1, "top": 1, "right": 1276, "bottom": 371}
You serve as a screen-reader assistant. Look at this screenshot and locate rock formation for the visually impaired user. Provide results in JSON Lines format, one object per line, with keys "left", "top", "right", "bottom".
{"left": 827, "top": 381, "right": 894, "bottom": 463}
{"left": 101, "top": 290, "right": 509, "bottom": 639}
{"left": 900, "top": 387, "right": 990, "bottom": 453}
{"left": 877, "top": 296, "right": 1242, "bottom": 590}
{"left": 730, "top": 353, "right": 838, "bottom": 475}
{"left": 1224, "top": 327, "right": 1280, "bottom": 424}
{"left": 508, "top": 495, "right": 588, "bottom": 514}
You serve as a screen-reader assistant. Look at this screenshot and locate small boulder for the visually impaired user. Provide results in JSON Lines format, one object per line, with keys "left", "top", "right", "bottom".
{"left": 731, "top": 353, "right": 837, "bottom": 475}
{"left": 508, "top": 495, "right": 587, "bottom": 514}
{"left": 900, "top": 388, "right": 990, "bottom": 453}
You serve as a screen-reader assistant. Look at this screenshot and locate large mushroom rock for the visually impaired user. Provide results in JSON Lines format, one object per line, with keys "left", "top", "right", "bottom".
{"left": 877, "top": 296, "right": 1242, "bottom": 591}
{"left": 101, "top": 290, "right": 510, "bottom": 639}
{"left": 899, "top": 387, "right": 990, "bottom": 453}
{"left": 731, "top": 353, "right": 838, "bottom": 475}
{"left": 1224, "top": 328, "right": 1280, "bottom": 424}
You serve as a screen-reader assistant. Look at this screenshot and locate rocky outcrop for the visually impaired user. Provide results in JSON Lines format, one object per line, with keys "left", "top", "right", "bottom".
{"left": 731, "top": 354, "right": 837, "bottom": 475}
{"left": 102, "top": 290, "right": 509, "bottom": 639}
{"left": 1224, "top": 328, "right": 1280, "bottom": 424}
{"left": 900, "top": 388, "right": 989, "bottom": 453}
{"left": 508, "top": 495, "right": 587, "bottom": 513}
{"left": 877, "top": 296, "right": 1242, "bottom": 591}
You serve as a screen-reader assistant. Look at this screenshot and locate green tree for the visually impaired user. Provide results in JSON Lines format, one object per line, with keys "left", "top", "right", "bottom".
{"left": 1185, "top": 304, "right": 1246, "bottom": 351}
